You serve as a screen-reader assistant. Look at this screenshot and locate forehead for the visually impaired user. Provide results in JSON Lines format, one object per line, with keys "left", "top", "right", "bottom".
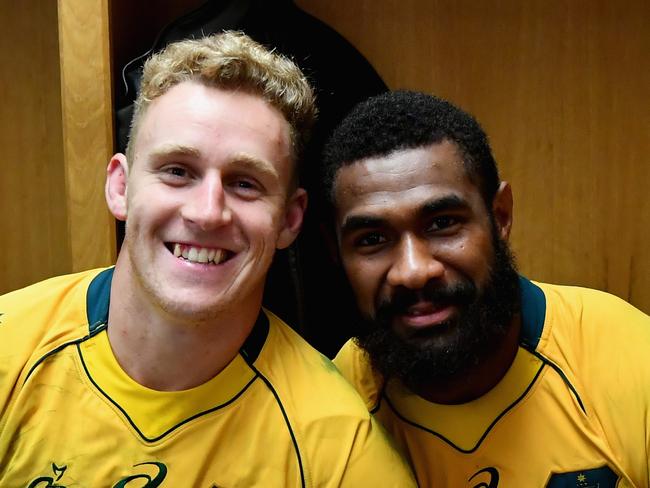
{"left": 334, "top": 141, "right": 484, "bottom": 224}
{"left": 133, "top": 81, "right": 292, "bottom": 168}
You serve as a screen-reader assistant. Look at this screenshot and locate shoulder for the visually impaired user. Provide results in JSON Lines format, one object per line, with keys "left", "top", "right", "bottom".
{"left": 0, "top": 268, "right": 108, "bottom": 316}
{"left": 256, "top": 311, "right": 416, "bottom": 487}
{"left": 0, "top": 268, "right": 109, "bottom": 332}
{"left": 0, "top": 268, "right": 110, "bottom": 386}
{"left": 257, "top": 311, "right": 371, "bottom": 416}
{"left": 536, "top": 281, "right": 650, "bottom": 397}
{"left": 535, "top": 281, "right": 650, "bottom": 349}
{"left": 535, "top": 284, "right": 650, "bottom": 472}
{"left": 334, "top": 338, "right": 384, "bottom": 412}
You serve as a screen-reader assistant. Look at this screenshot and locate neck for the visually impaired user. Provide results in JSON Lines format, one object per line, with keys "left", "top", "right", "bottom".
{"left": 414, "top": 314, "right": 522, "bottom": 404}
{"left": 106, "top": 254, "right": 260, "bottom": 392}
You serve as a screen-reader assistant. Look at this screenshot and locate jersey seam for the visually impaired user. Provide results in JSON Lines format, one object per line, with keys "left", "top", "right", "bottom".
{"left": 23, "top": 322, "right": 98, "bottom": 385}
{"left": 381, "top": 362, "right": 545, "bottom": 453}
{"left": 76, "top": 334, "right": 260, "bottom": 444}
{"left": 241, "top": 354, "right": 307, "bottom": 488}
{"left": 524, "top": 346, "right": 587, "bottom": 415}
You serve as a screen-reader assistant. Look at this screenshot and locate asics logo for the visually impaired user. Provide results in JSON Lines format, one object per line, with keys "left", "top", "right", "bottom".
{"left": 469, "top": 466, "right": 499, "bottom": 488}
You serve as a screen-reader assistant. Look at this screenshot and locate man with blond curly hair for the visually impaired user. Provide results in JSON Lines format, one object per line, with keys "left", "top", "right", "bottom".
{"left": 0, "top": 32, "right": 415, "bottom": 487}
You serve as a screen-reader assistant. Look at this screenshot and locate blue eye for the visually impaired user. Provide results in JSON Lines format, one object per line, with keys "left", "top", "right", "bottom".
{"left": 226, "top": 177, "right": 263, "bottom": 199}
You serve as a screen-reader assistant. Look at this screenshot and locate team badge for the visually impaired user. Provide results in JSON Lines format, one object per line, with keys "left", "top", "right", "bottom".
{"left": 546, "top": 466, "right": 619, "bottom": 487}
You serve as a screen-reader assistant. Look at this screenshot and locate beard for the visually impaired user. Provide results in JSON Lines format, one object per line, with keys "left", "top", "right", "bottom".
{"left": 355, "top": 236, "right": 521, "bottom": 394}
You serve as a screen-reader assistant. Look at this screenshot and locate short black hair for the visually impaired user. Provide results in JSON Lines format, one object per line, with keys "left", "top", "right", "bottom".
{"left": 322, "top": 90, "right": 500, "bottom": 207}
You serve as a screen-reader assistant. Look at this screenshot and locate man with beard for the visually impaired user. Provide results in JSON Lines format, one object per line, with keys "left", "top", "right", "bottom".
{"left": 325, "top": 90, "right": 650, "bottom": 487}
{"left": 0, "top": 34, "right": 415, "bottom": 486}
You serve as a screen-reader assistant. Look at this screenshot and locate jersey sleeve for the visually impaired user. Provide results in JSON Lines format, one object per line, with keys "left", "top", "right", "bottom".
{"left": 589, "top": 295, "right": 650, "bottom": 484}
{"left": 251, "top": 314, "right": 416, "bottom": 486}
{"left": 333, "top": 339, "right": 384, "bottom": 412}
{"left": 553, "top": 288, "right": 650, "bottom": 485}
{"left": 0, "top": 287, "right": 44, "bottom": 419}
{"left": 299, "top": 387, "right": 416, "bottom": 487}
{"left": 0, "top": 273, "right": 91, "bottom": 425}
{"left": 334, "top": 339, "right": 384, "bottom": 412}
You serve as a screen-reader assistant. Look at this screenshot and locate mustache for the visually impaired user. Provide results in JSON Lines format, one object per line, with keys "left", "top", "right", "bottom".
{"left": 376, "top": 279, "right": 478, "bottom": 322}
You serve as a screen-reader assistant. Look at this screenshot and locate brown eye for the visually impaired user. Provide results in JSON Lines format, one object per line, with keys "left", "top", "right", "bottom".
{"left": 428, "top": 216, "right": 458, "bottom": 231}
{"left": 356, "top": 232, "right": 387, "bottom": 247}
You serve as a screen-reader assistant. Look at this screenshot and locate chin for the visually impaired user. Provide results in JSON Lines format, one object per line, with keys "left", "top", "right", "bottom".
{"left": 150, "top": 286, "right": 232, "bottom": 322}
{"left": 160, "top": 299, "right": 228, "bottom": 323}
{"left": 395, "top": 320, "right": 456, "bottom": 346}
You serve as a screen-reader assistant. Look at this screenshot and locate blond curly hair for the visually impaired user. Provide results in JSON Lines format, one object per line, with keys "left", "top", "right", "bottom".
{"left": 127, "top": 31, "right": 317, "bottom": 165}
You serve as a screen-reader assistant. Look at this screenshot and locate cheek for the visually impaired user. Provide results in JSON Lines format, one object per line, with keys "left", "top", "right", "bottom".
{"left": 127, "top": 182, "right": 174, "bottom": 212}
{"left": 451, "top": 232, "right": 495, "bottom": 283}
{"left": 237, "top": 203, "right": 283, "bottom": 243}
{"left": 125, "top": 194, "right": 172, "bottom": 229}
{"left": 342, "top": 258, "right": 381, "bottom": 312}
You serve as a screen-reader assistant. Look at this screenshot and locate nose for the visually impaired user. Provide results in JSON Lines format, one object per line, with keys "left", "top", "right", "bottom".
{"left": 386, "top": 234, "right": 444, "bottom": 289}
{"left": 181, "top": 174, "right": 232, "bottom": 230}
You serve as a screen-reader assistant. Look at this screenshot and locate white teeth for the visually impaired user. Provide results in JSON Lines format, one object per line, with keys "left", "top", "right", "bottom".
{"left": 188, "top": 247, "right": 198, "bottom": 262}
{"left": 173, "top": 244, "right": 226, "bottom": 265}
{"left": 197, "top": 248, "right": 208, "bottom": 263}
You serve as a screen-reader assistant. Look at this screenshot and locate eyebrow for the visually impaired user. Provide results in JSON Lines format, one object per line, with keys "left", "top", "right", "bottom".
{"left": 420, "top": 195, "right": 469, "bottom": 215}
{"left": 229, "top": 153, "right": 280, "bottom": 181}
{"left": 148, "top": 146, "right": 280, "bottom": 180}
{"left": 149, "top": 143, "right": 201, "bottom": 160}
{"left": 339, "top": 215, "right": 388, "bottom": 235}
{"left": 339, "top": 194, "right": 470, "bottom": 235}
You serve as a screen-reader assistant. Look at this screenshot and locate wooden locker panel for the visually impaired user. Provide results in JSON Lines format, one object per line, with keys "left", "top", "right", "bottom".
{"left": 297, "top": 0, "right": 650, "bottom": 313}
{"left": 0, "top": 1, "right": 70, "bottom": 293}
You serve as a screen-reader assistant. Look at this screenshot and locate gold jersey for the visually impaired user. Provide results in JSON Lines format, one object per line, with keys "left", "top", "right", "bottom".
{"left": 0, "top": 268, "right": 415, "bottom": 487}
{"left": 335, "top": 277, "right": 650, "bottom": 487}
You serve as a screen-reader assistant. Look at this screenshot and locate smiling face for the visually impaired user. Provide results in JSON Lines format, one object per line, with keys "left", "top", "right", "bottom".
{"left": 336, "top": 141, "right": 497, "bottom": 331}
{"left": 335, "top": 141, "right": 520, "bottom": 386}
{"left": 106, "top": 81, "right": 305, "bottom": 321}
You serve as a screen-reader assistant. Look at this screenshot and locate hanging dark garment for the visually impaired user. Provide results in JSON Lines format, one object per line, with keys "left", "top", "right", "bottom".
{"left": 115, "top": 0, "right": 388, "bottom": 357}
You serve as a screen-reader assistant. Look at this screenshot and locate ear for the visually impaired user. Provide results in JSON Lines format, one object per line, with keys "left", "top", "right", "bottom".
{"left": 105, "top": 153, "right": 129, "bottom": 222}
{"left": 492, "top": 181, "right": 514, "bottom": 241}
{"left": 276, "top": 188, "right": 308, "bottom": 249}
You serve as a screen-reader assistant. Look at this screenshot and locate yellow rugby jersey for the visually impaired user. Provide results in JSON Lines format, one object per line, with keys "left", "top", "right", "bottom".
{"left": 335, "top": 277, "right": 650, "bottom": 487}
{"left": 0, "top": 268, "right": 415, "bottom": 487}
